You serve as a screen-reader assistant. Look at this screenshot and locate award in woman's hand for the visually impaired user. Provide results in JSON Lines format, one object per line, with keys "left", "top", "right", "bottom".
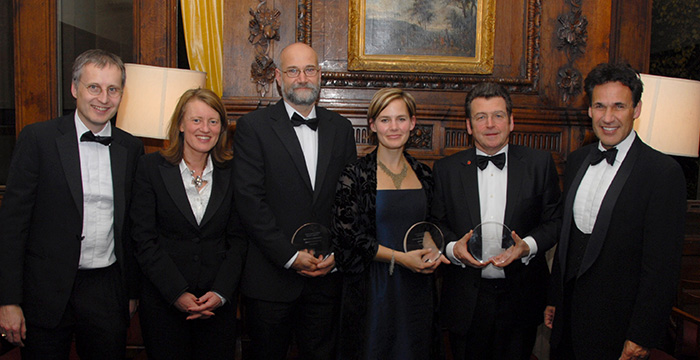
{"left": 291, "top": 223, "right": 331, "bottom": 258}
{"left": 468, "top": 221, "right": 515, "bottom": 263}
{"left": 403, "top": 221, "right": 445, "bottom": 263}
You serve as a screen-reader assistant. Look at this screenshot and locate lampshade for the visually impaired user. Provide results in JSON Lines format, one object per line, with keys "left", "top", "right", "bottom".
{"left": 635, "top": 74, "right": 700, "bottom": 157}
{"left": 116, "top": 64, "right": 207, "bottom": 139}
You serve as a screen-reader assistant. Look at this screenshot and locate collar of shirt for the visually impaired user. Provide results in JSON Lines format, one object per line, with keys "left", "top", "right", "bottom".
{"left": 179, "top": 155, "right": 214, "bottom": 184}
{"left": 475, "top": 144, "right": 508, "bottom": 171}
{"left": 595, "top": 130, "right": 635, "bottom": 167}
{"left": 283, "top": 101, "right": 317, "bottom": 122}
{"left": 74, "top": 112, "right": 112, "bottom": 141}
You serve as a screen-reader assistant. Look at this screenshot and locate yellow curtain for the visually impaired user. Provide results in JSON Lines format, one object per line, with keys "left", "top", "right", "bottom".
{"left": 180, "top": 0, "right": 223, "bottom": 97}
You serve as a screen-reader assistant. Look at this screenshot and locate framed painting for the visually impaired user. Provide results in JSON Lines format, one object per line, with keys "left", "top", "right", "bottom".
{"left": 348, "top": 0, "right": 496, "bottom": 74}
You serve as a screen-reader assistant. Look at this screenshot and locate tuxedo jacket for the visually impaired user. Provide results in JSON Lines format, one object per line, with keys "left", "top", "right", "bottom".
{"left": 129, "top": 153, "right": 246, "bottom": 304}
{"left": 233, "top": 100, "right": 357, "bottom": 302}
{"left": 0, "top": 114, "right": 143, "bottom": 328}
{"left": 550, "top": 136, "right": 686, "bottom": 357}
{"left": 431, "top": 145, "right": 562, "bottom": 335}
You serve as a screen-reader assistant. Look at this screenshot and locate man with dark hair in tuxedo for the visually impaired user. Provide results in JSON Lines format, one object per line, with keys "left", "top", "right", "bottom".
{"left": 546, "top": 62, "right": 686, "bottom": 359}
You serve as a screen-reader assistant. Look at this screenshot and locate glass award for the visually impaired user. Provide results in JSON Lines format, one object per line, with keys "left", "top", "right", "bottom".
{"left": 291, "top": 223, "right": 331, "bottom": 257}
{"left": 468, "top": 221, "right": 515, "bottom": 263}
{"left": 403, "top": 221, "right": 445, "bottom": 263}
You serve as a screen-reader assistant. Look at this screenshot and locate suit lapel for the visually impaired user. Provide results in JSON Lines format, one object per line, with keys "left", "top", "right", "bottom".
{"left": 557, "top": 147, "right": 596, "bottom": 273}
{"left": 578, "top": 139, "right": 640, "bottom": 277}
{"left": 460, "top": 149, "right": 482, "bottom": 228}
{"left": 270, "top": 102, "right": 314, "bottom": 192}
{"left": 56, "top": 115, "right": 83, "bottom": 217}
{"left": 504, "top": 147, "right": 523, "bottom": 227}
{"left": 313, "top": 109, "right": 335, "bottom": 204}
{"left": 109, "top": 133, "right": 128, "bottom": 241}
{"left": 200, "top": 165, "right": 229, "bottom": 227}
{"left": 159, "top": 161, "right": 199, "bottom": 228}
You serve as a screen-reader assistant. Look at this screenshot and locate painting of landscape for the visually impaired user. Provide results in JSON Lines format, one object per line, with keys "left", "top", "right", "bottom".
{"left": 364, "top": 0, "right": 478, "bottom": 57}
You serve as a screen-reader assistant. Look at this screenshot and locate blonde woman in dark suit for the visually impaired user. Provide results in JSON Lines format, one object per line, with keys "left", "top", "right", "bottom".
{"left": 130, "top": 88, "right": 246, "bottom": 359}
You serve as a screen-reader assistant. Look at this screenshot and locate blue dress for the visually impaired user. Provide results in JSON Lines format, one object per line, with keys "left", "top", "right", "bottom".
{"left": 365, "top": 189, "right": 433, "bottom": 360}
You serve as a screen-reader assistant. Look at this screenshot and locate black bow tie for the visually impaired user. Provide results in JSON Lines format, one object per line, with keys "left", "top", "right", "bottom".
{"left": 291, "top": 113, "right": 319, "bottom": 131}
{"left": 80, "top": 131, "right": 112, "bottom": 146}
{"left": 476, "top": 153, "right": 506, "bottom": 170}
{"left": 590, "top": 148, "right": 618, "bottom": 166}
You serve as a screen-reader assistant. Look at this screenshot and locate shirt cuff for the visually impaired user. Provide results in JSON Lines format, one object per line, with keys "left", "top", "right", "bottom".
{"left": 520, "top": 236, "right": 538, "bottom": 265}
{"left": 212, "top": 291, "right": 227, "bottom": 305}
{"left": 446, "top": 241, "right": 466, "bottom": 268}
{"left": 284, "top": 252, "right": 299, "bottom": 269}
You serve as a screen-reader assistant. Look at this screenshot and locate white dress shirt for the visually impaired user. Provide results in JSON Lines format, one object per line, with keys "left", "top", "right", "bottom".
{"left": 75, "top": 114, "right": 116, "bottom": 269}
{"left": 282, "top": 101, "right": 320, "bottom": 269}
{"left": 573, "top": 131, "right": 636, "bottom": 234}
{"left": 446, "top": 145, "right": 538, "bottom": 278}
{"left": 179, "top": 156, "right": 214, "bottom": 225}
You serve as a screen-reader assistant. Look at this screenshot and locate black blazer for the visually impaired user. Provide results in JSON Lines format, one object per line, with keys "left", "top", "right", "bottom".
{"left": 233, "top": 100, "right": 357, "bottom": 302}
{"left": 130, "top": 152, "right": 246, "bottom": 304}
{"left": 0, "top": 114, "right": 143, "bottom": 328}
{"left": 550, "top": 136, "right": 686, "bottom": 357}
{"left": 431, "top": 144, "right": 562, "bottom": 334}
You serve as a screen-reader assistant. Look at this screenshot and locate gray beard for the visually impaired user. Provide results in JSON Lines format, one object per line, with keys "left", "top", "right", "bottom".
{"left": 281, "top": 81, "right": 320, "bottom": 106}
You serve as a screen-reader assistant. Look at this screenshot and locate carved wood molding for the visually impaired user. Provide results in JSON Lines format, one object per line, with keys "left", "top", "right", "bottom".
{"left": 296, "top": 0, "right": 542, "bottom": 93}
{"left": 249, "top": 0, "right": 280, "bottom": 97}
{"left": 296, "top": 0, "right": 312, "bottom": 44}
{"left": 555, "top": 0, "right": 588, "bottom": 103}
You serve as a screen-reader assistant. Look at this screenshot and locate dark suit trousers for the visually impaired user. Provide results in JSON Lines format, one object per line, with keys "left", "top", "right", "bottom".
{"left": 139, "top": 280, "right": 237, "bottom": 360}
{"left": 21, "top": 264, "right": 127, "bottom": 360}
{"left": 449, "top": 278, "right": 535, "bottom": 360}
{"left": 244, "top": 284, "right": 340, "bottom": 360}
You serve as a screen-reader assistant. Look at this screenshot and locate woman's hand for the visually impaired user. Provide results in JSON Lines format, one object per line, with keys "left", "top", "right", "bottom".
{"left": 174, "top": 292, "right": 220, "bottom": 320}
{"left": 397, "top": 248, "right": 446, "bottom": 274}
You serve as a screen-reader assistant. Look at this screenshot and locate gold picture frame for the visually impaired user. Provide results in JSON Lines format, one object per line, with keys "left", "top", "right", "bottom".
{"left": 348, "top": 0, "right": 496, "bottom": 74}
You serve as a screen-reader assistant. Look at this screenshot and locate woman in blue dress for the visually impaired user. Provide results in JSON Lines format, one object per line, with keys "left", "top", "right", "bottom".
{"left": 332, "top": 88, "right": 449, "bottom": 359}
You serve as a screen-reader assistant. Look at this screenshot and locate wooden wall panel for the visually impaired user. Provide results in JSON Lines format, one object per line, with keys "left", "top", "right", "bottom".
{"left": 220, "top": 0, "right": 649, "bottom": 177}
{"left": 11, "top": 0, "right": 653, "bottom": 172}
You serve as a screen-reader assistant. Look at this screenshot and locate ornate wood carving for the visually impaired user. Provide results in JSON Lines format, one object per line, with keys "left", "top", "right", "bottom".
{"left": 555, "top": 0, "right": 588, "bottom": 103}
{"left": 296, "top": 0, "right": 312, "bottom": 44}
{"left": 249, "top": 0, "right": 280, "bottom": 97}
{"left": 297, "top": 0, "right": 542, "bottom": 93}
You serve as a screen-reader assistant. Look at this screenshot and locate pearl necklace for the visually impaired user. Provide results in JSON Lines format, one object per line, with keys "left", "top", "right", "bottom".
{"left": 377, "top": 159, "right": 408, "bottom": 189}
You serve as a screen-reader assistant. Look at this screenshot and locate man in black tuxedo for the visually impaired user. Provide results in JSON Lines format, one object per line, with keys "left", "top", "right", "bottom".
{"left": 546, "top": 63, "right": 686, "bottom": 360}
{"left": 0, "top": 49, "right": 143, "bottom": 359}
{"left": 432, "top": 82, "right": 562, "bottom": 360}
{"left": 233, "top": 42, "right": 357, "bottom": 359}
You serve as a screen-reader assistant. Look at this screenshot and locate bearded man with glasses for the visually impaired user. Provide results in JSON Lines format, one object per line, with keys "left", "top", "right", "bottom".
{"left": 233, "top": 42, "right": 356, "bottom": 360}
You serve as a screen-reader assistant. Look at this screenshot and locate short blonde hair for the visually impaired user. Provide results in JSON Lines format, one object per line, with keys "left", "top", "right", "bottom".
{"left": 160, "top": 88, "right": 232, "bottom": 165}
{"left": 367, "top": 88, "right": 416, "bottom": 143}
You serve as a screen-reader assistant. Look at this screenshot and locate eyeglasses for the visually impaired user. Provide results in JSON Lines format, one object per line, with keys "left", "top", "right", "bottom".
{"left": 281, "top": 66, "right": 320, "bottom": 78}
{"left": 80, "top": 82, "right": 123, "bottom": 98}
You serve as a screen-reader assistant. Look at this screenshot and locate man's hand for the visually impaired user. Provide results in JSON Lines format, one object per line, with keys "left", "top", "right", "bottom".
{"left": 453, "top": 230, "right": 491, "bottom": 268}
{"left": 544, "top": 306, "right": 555, "bottom": 329}
{"left": 291, "top": 251, "right": 322, "bottom": 273}
{"left": 619, "top": 339, "right": 650, "bottom": 360}
{"left": 298, "top": 252, "right": 335, "bottom": 277}
{"left": 0, "top": 304, "right": 26, "bottom": 347}
{"left": 490, "top": 231, "right": 530, "bottom": 267}
{"left": 129, "top": 299, "right": 139, "bottom": 319}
